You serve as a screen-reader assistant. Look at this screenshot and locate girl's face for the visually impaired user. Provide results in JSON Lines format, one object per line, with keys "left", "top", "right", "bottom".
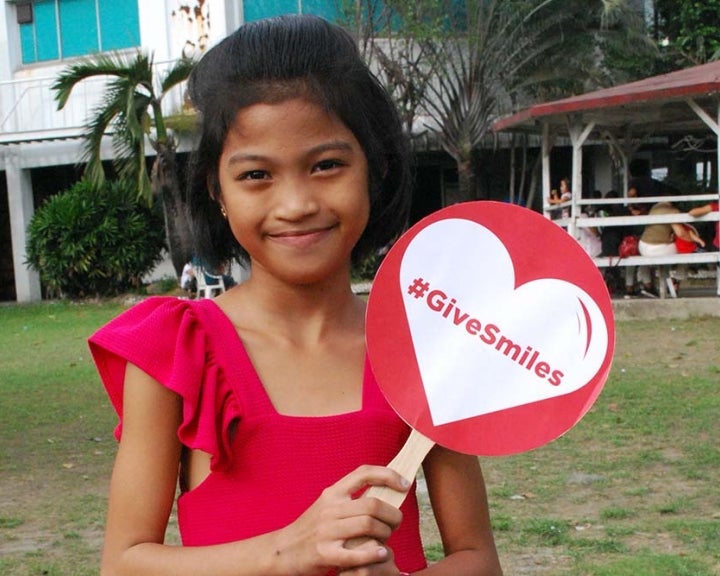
{"left": 560, "top": 180, "right": 569, "bottom": 193}
{"left": 217, "top": 98, "right": 370, "bottom": 286}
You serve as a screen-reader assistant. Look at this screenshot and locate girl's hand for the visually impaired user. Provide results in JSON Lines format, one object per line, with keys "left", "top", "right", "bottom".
{"left": 337, "top": 538, "right": 400, "bottom": 575}
{"left": 274, "top": 465, "right": 409, "bottom": 575}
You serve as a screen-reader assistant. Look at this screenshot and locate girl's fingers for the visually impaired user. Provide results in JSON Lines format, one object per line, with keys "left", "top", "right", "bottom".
{"left": 336, "top": 542, "right": 397, "bottom": 575}
{"left": 331, "top": 465, "right": 411, "bottom": 498}
{"left": 329, "top": 513, "right": 396, "bottom": 543}
{"left": 314, "top": 496, "right": 403, "bottom": 543}
{"left": 322, "top": 540, "right": 391, "bottom": 572}
{"left": 324, "top": 471, "right": 406, "bottom": 533}
{"left": 280, "top": 465, "right": 408, "bottom": 573}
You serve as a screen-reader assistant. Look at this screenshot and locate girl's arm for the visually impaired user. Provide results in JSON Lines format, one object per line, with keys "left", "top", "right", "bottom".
{"left": 102, "top": 363, "right": 410, "bottom": 576}
{"left": 417, "top": 446, "right": 503, "bottom": 576}
{"left": 689, "top": 204, "right": 713, "bottom": 218}
{"left": 671, "top": 223, "right": 705, "bottom": 247}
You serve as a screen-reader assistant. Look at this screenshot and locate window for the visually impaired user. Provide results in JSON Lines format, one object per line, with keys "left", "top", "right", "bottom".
{"left": 19, "top": 0, "right": 140, "bottom": 64}
{"left": 243, "top": 0, "right": 340, "bottom": 23}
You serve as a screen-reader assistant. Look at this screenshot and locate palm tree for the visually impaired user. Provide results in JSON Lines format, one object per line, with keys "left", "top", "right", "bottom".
{"left": 52, "top": 51, "right": 195, "bottom": 277}
{"left": 421, "top": 0, "right": 567, "bottom": 202}
{"left": 343, "top": 0, "right": 446, "bottom": 137}
{"left": 351, "top": 0, "right": 655, "bottom": 203}
{"left": 503, "top": 0, "right": 657, "bottom": 207}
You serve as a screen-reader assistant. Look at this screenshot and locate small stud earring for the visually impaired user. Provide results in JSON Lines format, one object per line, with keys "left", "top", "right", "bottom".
{"left": 220, "top": 206, "right": 227, "bottom": 219}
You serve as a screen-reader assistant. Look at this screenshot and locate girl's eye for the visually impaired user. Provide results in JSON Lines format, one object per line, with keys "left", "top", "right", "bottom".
{"left": 239, "top": 170, "right": 269, "bottom": 181}
{"left": 313, "top": 159, "right": 344, "bottom": 172}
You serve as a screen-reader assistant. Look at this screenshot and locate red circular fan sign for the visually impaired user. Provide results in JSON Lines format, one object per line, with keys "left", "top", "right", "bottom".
{"left": 366, "top": 201, "right": 615, "bottom": 457}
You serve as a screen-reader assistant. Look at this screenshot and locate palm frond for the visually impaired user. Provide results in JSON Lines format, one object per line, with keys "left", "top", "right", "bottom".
{"left": 52, "top": 51, "right": 154, "bottom": 110}
{"left": 160, "top": 56, "right": 195, "bottom": 95}
{"left": 74, "top": 72, "right": 154, "bottom": 200}
{"left": 114, "top": 137, "right": 152, "bottom": 202}
{"left": 113, "top": 87, "right": 154, "bottom": 202}
{"left": 80, "top": 110, "right": 114, "bottom": 187}
{"left": 77, "top": 81, "right": 129, "bottom": 186}
{"left": 111, "top": 111, "right": 152, "bottom": 202}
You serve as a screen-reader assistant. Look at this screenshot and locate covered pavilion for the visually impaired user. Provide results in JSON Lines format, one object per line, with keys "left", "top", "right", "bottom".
{"left": 492, "top": 59, "right": 720, "bottom": 213}
{"left": 492, "top": 61, "right": 720, "bottom": 298}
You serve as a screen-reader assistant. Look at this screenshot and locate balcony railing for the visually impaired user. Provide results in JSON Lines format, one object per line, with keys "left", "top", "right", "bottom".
{"left": 0, "top": 60, "right": 187, "bottom": 145}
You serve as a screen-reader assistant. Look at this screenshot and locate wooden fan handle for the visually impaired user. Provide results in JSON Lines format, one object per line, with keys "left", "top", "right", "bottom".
{"left": 345, "top": 429, "right": 435, "bottom": 549}
{"left": 364, "top": 428, "right": 435, "bottom": 507}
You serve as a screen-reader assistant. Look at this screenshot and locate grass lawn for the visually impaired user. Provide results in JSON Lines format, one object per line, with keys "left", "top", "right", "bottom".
{"left": 0, "top": 300, "right": 125, "bottom": 576}
{"left": 1, "top": 299, "right": 719, "bottom": 575}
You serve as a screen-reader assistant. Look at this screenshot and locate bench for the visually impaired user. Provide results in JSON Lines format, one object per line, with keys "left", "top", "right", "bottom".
{"left": 592, "top": 251, "right": 719, "bottom": 268}
{"left": 544, "top": 194, "right": 720, "bottom": 298}
{"left": 593, "top": 252, "right": 718, "bottom": 298}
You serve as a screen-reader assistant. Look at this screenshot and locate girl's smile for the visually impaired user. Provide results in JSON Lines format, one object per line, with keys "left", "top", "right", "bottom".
{"left": 266, "top": 225, "right": 338, "bottom": 248}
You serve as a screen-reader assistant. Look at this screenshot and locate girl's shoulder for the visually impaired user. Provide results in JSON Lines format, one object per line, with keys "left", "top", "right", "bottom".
{"left": 89, "top": 297, "right": 245, "bottom": 464}
{"left": 89, "top": 296, "right": 225, "bottom": 363}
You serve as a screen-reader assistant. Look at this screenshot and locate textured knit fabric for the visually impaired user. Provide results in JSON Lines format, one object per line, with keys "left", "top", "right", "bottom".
{"left": 89, "top": 297, "right": 427, "bottom": 574}
{"left": 640, "top": 202, "right": 678, "bottom": 245}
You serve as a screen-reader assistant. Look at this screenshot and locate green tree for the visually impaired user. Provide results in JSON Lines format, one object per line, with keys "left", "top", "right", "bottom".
{"left": 426, "top": 0, "right": 571, "bottom": 202}
{"left": 347, "top": 0, "right": 655, "bottom": 203}
{"left": 52, "top": 52, "right": 194, "bottom": 276}
{"left": 345, "top": 0, "right": 565, "bottom": 201}
{"left": 341, "top": 0, "right": 446, "bottom": 136}
{"left": 26, "top": 179, "right": 166, "bottom": 298}
{"left": 653, "top": 0, "right": 720, "bottom": 69}
{"left": 509, "top": 0, "right": 657, "bottom": 206}
{"left": 524, "top": 0, "right": 657, "bottom": 99}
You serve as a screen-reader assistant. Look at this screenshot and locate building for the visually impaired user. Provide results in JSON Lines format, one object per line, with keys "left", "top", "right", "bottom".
{"left": 0, "top": 0, "right": 364, "bottom": 302}
{"left": 1, "top": 1, "right": 662, "bottom": 302}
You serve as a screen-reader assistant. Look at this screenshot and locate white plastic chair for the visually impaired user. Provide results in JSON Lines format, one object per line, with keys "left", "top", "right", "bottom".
{"left": 195, "top": 268, "right": 226, "bottom": 299}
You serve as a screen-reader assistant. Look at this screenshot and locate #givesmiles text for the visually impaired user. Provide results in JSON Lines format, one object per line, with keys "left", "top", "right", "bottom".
{"left": 406, "top": 277, "right": 565, "bottom": 386}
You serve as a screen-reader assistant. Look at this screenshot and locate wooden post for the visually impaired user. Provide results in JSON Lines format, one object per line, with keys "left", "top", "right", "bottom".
{"left": 566, "top": 117, "right": 595, "bottom": 238}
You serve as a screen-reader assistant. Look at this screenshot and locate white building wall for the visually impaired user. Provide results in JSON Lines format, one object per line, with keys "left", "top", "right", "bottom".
{"left": 0, "top": 0, "right": 236, "bottom": 301}
{"left": 0, "top": 1, "right": 16, "bottom": 82}
{"left": 0, "top": 1, "right": 215, "bottom": 142}
{"left": 5, "top": 148, "right": 41, "bottom": 301}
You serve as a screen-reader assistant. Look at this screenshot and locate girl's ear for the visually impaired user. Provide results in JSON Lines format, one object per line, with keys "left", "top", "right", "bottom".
{"left": 207, "top": 173, "right": 219, "bottom": 201}
{"left": 207, "top": 173, "right": 227, "bottom": 218}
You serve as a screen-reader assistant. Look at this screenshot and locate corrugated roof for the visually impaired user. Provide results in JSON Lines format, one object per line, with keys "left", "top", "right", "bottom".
{"left": 493, "top": 60, "right": 720, "bottom": 135}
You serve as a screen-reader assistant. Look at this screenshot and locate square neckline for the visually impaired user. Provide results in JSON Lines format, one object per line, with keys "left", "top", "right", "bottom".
{"left": 201, "top": 298, "right": 370, "bottom": 419}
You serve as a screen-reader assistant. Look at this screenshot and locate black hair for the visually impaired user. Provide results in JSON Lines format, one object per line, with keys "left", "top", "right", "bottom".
{"left": 186, "top": 14, "right": 412, "bottom": 270}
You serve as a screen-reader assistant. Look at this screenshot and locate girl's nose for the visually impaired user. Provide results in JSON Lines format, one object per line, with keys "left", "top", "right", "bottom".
{"left": 273, "top": 178, "right": 320, "bottom": 220}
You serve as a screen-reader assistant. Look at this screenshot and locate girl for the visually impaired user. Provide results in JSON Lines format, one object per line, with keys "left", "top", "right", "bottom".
{"left": 90, "top": 15, "right": 502, "bottom": 576}
{"left": 547, "top": 178, "right": 572, "bottom": 219}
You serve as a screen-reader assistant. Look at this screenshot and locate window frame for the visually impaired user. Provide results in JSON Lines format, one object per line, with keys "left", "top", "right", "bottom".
{"left": 18, "top": 0, "right": 140, "bottom": 65}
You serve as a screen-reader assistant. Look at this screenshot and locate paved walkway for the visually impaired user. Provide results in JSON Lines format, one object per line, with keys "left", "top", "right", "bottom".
{"left": 612, "top": 294, "right": 719, "bottom": 320}
{"left": 610, "top": 274, "right": 719, "bottom": 320}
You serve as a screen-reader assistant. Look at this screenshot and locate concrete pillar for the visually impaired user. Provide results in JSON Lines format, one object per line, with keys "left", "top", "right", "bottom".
{"left": 0, "top": 1, "right": 16, "bottom": 82}
{"left": 6, "top": 149, "right": 41, "bottom": 302}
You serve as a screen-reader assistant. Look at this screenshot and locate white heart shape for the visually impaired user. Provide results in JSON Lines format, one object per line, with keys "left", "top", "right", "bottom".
{"left": 400, "top": 218, "right": 609, "bottom": 426}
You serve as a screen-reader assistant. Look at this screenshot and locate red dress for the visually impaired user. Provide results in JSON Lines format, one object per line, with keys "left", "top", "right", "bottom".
{"left": 712, "top": 201, "right": 719, "bottom": 249}
{"left": 89, "top": 297, "right": 427, "bottom": 574}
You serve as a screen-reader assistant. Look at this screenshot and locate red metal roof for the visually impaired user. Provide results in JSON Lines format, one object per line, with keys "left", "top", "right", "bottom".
{"left": 493, "top": 60, "right": 720, "bottom": 134}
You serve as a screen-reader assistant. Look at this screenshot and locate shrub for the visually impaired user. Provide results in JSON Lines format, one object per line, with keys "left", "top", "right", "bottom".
{"left": 26, "top": 179, "right": 166, "bottom": 297}
{"left": 352, "top": 250, "right": 386, "bottom": 281}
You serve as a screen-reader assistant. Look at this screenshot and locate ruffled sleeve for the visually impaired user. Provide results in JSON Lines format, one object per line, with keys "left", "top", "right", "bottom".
{"left": 88, "top": 296, "right": 241, "bottom": 472}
